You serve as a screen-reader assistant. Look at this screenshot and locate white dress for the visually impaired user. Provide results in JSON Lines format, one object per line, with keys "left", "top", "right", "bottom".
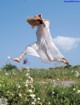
{"left": 24, "top": 21, "right": 64, "bottom": 63}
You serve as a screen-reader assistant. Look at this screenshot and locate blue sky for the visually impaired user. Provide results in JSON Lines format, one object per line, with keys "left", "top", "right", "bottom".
{"left": 0, "top": 0, "right": 80, "bottom": 68}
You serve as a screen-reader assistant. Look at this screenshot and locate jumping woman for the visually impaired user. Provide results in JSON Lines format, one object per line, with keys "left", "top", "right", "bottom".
{"left": 11, "top": 14, "right": 69, "bottom": 64}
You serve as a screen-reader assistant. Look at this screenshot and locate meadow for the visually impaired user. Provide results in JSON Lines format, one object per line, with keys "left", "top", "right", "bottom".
{"left": 0, "top": 64, "right": 80, "bottom": 105}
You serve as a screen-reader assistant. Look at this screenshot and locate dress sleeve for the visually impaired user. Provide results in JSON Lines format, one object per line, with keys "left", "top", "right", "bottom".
{"left": 44, "top": 20, "right": 50, "bottom": 28}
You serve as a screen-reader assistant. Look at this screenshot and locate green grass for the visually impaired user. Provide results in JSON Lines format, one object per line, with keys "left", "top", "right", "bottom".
{"left": 0, "top": 64, "right": 80, "bottom": 105}
{"left": 29, "top": 65, "right": 80, "bottom": 81}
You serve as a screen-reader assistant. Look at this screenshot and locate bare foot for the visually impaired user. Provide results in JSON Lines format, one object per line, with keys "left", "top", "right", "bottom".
{"left": 11, "top": 58, "right": 21, "bottom": 63}
{"left": 60, "top": 58, "right": 69, "bottom": 65}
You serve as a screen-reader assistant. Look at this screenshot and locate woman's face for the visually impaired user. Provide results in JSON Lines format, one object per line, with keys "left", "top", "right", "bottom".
{"left": 33, "top": 20, "right": 41, "bottom": 26}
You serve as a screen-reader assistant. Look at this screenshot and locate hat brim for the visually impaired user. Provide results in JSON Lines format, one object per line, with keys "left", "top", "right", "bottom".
{"left": 27, "top": 17, "right": 42, "bottom": 27}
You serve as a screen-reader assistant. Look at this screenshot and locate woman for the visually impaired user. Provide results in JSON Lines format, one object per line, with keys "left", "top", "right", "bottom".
{"left": 11, "top": 14, "right": 69, "bottom": 64}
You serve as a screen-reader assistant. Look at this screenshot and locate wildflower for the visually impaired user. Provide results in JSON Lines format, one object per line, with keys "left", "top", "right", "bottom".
{"left": 16, "top": 84, "right": 21, "bottom": 88}
{"left": 52, "top": 91, "right": 55, "bottom": 94}
{"left": 25, "top": 84, "right": 28, "bottom": 87}
{"left": 25, "top": 80, "right": 29, "bottom": 87}
{"left": 19, "top": 93, "right": 22, "bottom": 97}
{"left": 31, "top": 102, "right": 35, "bottom": 105}
{"left": 26, "top": 73, "right": 29, "bottom": 77}
{"left": 12, "top": 72, "right": 15, "bottom": 75}
{"left": 30, "top": 94, "right": 35, "bottom": 99}
{"left": 75, "top": 71, "right": 80, "bottom": 78}
{"left": 48, "top": 102, "right": 51, "bottom": 105}
{"left": 73, "top": 88, "right": 76, "bottom": 91}
{"left": 25, "top": 80, "right": 30, "bottom": 84}
{"left": 77, "top": 90, "right": 80, "bottom": 94}
{"left": 5, "top": 72, "right": 8, "bottom": 76}
{"left": 57, "top": 79, "right": 60, "bottom": 81}
{"left": 28, "top": 76, "right": 33, "bottom": 82}
{"left": 28, "top": 89, "right": 33, "bottom": 93}
{"left": 11, "top": 94, "right": 14, "bottom": 96}
{"left": 31, "top": 85, "right": 34, "bottom": 88}
{"left": 71, "top": 70, "right": 74, "bottom": 73}
{"left": 34, "top": 99, "right": 37, "bottom": 102}
{"left": 53, "top": 79, "right": 56, "bottom": 82}
{"left": 37, "top": 97, "right": 40, "bottom": 101}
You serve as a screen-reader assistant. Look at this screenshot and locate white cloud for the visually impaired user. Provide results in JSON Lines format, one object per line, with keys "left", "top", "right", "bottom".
{"left": 53, "top": 36, "right": 80, "bottom": 51}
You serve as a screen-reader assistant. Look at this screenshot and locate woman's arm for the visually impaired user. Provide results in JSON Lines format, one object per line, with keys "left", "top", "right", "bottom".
{"left": 38, "top": 14, "right": 46, "bottom": 27}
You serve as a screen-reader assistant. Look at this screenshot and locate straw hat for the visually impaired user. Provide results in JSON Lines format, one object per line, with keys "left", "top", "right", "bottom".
{"left": 27, "top": 15, "right": 42, "bottom": 27}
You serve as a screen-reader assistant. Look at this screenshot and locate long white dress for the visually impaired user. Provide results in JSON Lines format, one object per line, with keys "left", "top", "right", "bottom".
{"left": 24, "top": 21, "right": 64, "bottom": 63}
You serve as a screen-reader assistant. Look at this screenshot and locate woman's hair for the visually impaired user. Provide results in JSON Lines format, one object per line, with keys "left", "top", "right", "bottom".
{"left": 38, "top": 20, "right": 43, "bottom": 24}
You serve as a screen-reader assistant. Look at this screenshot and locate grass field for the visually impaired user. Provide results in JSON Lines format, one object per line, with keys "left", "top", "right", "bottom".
{"left": 0, "top": 64, "right": 80, "bottom": 105}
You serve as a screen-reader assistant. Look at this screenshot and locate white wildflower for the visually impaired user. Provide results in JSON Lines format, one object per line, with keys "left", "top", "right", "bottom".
{"left": 52, "top": 91, "right": 55, "bottom": 94}
{"left": 25, "top": 80, "right": 30, "bottom": 84}
{"left": 11, "top": 94, "right": 14, "bottom": 96}
{"left": 25, "top": 80, "right": 29, "bottom": 87}
{"left": 31, "top": 85, "right": 34, "bottom": 88}
{"left": 77, "top": 90, "right": 80, "bottom": 94}
{"left": 73, "top": 88, "right": 76, "bottom": 91}
{"left": 30, "top": 94, "right": 35, "bottom": 99}
{"left": 19, "top": 93, "right": 22, "bottom": 97}
{"left": 25, "top": 84, "right": 28, "bottom": 87}
{"left": 16, "top": 84, "right": 21, "bottom": 88}
{"left": 37, "top": 97, "right": 40, "bottom": 101}
{"left": 12, "top": 72, "right": 15, "bottom": 75}
{"left": 48, "top": 102, "right": 51, "bottom": 105}
{"left": 71, "top": 70, "right": 74, "bottom": 73}
{"left": 31, "top": 102, "right": 35, "bottom": 105}
{"left": 57, "top": 79, "right": 60, "bottom": 81}
{"left": 5, "top": 73, "right": 8, "bottom": 76}
{"left": 75, "top": 71, "right": 80, "bottom": 78}
{"left": 53, "top": 79, "right": 56, "bottom": 82}
{"left": 26, "top": 73, "right": 29, "bottom": 77}
{"left": 28, "top": 76, "right": 33, "bottom": 82}
{"left": 34, "top": 99, "right": 37, "bottom": 102}
{"left": 28, "top": 89, "right": 33, "bottom": 93}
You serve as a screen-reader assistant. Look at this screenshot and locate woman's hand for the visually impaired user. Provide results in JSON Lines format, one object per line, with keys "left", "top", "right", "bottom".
{"left": 38, "top": 14, "right": 46, "bottom": 27}
{"left": 38, "top": 14, "right": 42, "bottom": 19}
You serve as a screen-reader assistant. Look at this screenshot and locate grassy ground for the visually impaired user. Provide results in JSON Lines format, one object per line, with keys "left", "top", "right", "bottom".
{"left": 0, "top": 64, "right": 80, "bottom": 105}
{"left": 29, "top": 65, "right": 80, "bottom": 80}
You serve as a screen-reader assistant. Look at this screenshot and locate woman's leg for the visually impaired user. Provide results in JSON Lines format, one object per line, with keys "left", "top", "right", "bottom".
{"left": 11, "top": 42, "right": 39, "bottom": 63}
{"left": 11, "top": 52, "right": 26, "bottom": 62}
{"left": 60, "top": 58, "right": 69, "bottom": 64}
